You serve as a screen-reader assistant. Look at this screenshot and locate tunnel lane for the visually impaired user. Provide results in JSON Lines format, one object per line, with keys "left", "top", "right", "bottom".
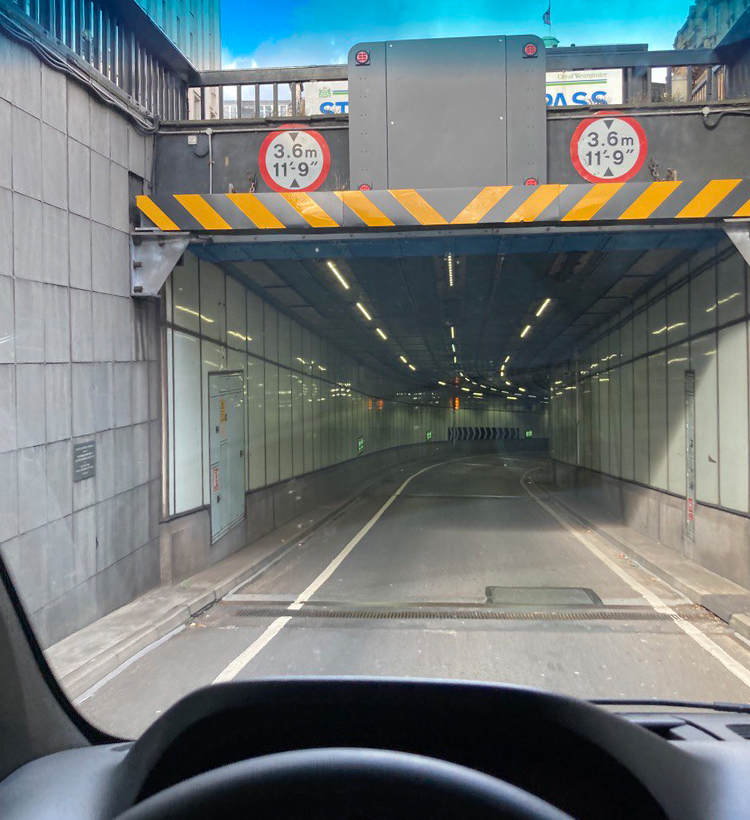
{"left": 78, "top": 455, "right": 750, "bottom": 737}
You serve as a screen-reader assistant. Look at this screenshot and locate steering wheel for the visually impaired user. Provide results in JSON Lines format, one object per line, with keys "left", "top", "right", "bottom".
{"left": 117, "top": 747, "right": 576, "bottom": 820}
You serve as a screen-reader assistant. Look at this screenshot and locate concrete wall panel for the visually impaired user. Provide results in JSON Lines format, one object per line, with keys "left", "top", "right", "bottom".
{"left": 0, "top": 31, "right": 160, "bottom": 648}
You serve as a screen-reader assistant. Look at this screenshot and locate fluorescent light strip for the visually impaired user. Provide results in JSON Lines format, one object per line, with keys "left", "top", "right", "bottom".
{"left": 399, "top": 355, "right": 408, "bottom": 363}
{"left": 520, "top": 325, "right": 531, "bottom": 338}
{"left": 408, "top": 363, "right": 416, "bottom": 371}
{"left": 447, "top": 253, "right": 454, "bottom": 287}
{"left": 536, "top": 298, "right": 551, "bottom": 317}
{"left": 356, "top": 302, "right": 372, "bottom": 321}
{"left": 375, "top": 327, "right": 387, "bottom": 340}
{"left": 450, "top": 326, "right": 455, "bottom": 339}
{"left": 326, "top": 260, "right": 349, "bottom": 290}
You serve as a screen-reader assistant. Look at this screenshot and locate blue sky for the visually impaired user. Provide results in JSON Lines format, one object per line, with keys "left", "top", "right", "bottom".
{"left": 220, "top": 0, "right": 692, "bottom": 68}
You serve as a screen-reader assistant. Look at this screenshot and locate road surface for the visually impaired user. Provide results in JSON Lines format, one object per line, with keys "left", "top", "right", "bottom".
{"left": 77, "top": 454, "right": 750, "bottom": 738}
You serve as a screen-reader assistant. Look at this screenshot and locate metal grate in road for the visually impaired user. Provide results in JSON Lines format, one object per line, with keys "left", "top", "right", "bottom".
{"left": 232, "top": 604, "right": 715, "bottom": 623}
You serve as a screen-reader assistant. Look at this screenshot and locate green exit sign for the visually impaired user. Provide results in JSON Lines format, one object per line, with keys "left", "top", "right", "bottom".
{"left": 525, "top": 430, "right": 533, "bottom": 438}
{"left": 426, "top": 430, "right": 432, "bottom": 441}
{"left": 357, "top": 436, "right": 364, "bottom": 455}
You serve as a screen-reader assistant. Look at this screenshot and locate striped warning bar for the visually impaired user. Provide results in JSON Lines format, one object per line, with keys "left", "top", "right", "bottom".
{"left": 137, "top": 179, "right": 750, "bottom": 232}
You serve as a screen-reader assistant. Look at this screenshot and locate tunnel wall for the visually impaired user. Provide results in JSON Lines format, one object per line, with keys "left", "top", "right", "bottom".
{"left": 0, "top": 31, "right": 161, "bottom": 647}
{"left": 163, "top": 251, "right": 548, "bottom": 580}
{"left": 548, "top": 235, "right": 750, "bottom": 588}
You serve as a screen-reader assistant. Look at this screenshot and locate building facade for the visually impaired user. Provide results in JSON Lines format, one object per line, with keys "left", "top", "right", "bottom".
{"left": 135, "top": 0, "right": 221, "bottom": 70}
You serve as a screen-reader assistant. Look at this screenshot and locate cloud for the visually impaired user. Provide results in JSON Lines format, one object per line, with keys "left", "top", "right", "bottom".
{"left": 221, "top": 47, "right": 258, "bottom": 70}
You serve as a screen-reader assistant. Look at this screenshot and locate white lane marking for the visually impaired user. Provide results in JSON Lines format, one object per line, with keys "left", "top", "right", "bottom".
{"left": 223, "top": 498, "right": 363, "bottom": 600}
{"left": 213, "top": 616, "right": 292, "bottom": 684}
{"left": 522, "top": 469, "right": 750, "bottom": 690}
{"left": 212, "top": 460, "right": 448, "bottom": 683}
{"left": 74, "top": 624, "right": 186, "bottom": 705}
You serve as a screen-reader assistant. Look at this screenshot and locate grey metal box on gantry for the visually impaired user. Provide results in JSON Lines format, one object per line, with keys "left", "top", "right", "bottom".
{"left": 348, "top": 35, "right": 547, "bottom": 190}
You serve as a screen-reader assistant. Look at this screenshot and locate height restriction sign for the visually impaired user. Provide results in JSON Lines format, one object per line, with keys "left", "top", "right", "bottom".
{"left": 258, "top": 125, "right": 331, "bottom": 192}
{"left": 570, "top": 113, "right": 647, "bottom": 183}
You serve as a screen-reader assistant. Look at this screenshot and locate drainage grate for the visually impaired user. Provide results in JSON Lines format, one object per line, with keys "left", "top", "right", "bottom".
{"left": 232, "top": 604, "right": 713, "bottom": 623}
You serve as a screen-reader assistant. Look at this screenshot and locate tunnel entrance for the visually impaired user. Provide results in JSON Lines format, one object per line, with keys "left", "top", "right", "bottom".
{"left": 153, "top": 218, "right": 750, "bottom": 601}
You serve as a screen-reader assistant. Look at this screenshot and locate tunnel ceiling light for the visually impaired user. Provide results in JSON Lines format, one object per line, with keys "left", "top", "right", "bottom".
{"left": 451, "top": 343, "right": 456, "bottom": 352}
{"left": 461, "top": 387, "right": 470, "bottom": 392}
{"left": 318, "top": 365, "right": 326, "bottom": 371}
{"left": 438, "top": 380, "right": 446, "bottom": 386}
{"left": 446, "top": 253, "right": 455, "bottom": 287}
{"left": 473, "top": 392, "right": 483, "bottom": 397}
{"left": 453, "top": 356, "right": 457, "bottom": 363}
{"left": 504, "top": 355, "right": 511, "bottom": 364}
{"left": 535, "top": 298, "right": 552, "bottom": 318}
{"left": 326, "top": 260, "right": 350, "bottom": 290}
{"left": 505, "top": 380, "right": 512, "bottom": 386}
{"left": 356, "top": 302, "right": 372, "bottom": 321}
{"left": 520, "top": 324, "right": 532, "bottom": 338}
{"left": 506, "top": 396, "right": 518, "bottom": 401}
{"left": 375, "top": 327, "right": 388, "bottom": 340}
{"left": 450, "top": 326, "right": 455, "bottom": 339}
{"left": 399, "top": 355, "right": 408, "bottom": 363}
{"left": 518, "top": 387, "right": 526, "bottom": 393}
{"left": 408, "top": 364, "right": 416, "bottom": 371}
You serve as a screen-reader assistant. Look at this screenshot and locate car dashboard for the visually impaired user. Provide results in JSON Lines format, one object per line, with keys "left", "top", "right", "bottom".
{"left": 2, "top": 678, "right": 750, "bottom": 820}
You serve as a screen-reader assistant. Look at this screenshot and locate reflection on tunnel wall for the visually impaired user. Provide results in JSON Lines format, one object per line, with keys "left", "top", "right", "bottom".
{"left": 165, "top": 253, "right": 547, "bottom": 517}
{"left": 550, "top": 237, "right": 750, "bottom": 515}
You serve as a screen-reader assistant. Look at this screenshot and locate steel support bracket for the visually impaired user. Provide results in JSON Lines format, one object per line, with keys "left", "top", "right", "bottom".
{"left": 723, "top": 221, "right": 750, "bottom": 267}
{"left": 130, "top": 232, "right": 191, "bottom": 297}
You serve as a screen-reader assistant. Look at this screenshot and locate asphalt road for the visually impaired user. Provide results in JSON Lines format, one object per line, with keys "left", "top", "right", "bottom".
{"left": 78, "top": 454, "right": 750, "bottom": 738}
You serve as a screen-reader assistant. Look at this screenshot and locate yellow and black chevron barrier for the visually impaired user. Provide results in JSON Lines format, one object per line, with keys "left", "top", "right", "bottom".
{"left": 137, "top": 180, "right": 750, "bottom": 233}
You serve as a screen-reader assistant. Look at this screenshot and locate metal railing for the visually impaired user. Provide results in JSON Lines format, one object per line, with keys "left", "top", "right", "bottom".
{"left": 2, "top": 0, "right": 192, "bottom": 120}
{"left": 188, "top": 65, "right": 347, "bottom": 121}
{"left": 184, "top": 46, "right": 737, "bottom": 123}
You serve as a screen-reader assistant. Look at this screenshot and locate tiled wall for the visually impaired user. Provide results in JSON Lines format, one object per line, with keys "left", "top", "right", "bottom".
{"left": 549, "top": 235, "right": 750, "bottom": 516}
{"left": 0, "top": 32, "right": 161, "bottom": 648}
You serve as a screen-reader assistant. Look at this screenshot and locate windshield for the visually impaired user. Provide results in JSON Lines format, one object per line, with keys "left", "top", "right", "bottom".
{"left": 4, "top": 0, "right": 750, "bottom": 740}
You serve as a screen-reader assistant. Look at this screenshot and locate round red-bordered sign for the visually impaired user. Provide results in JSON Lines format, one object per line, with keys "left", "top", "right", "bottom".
{"left": 570, "top": 112, "right": 647, "bottom": 183}
{"left": 258, "top": 124, "right": 331, "bottom": 192}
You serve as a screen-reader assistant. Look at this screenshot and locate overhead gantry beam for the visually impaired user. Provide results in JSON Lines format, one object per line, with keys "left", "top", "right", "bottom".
{"left": 136, "top": 180, "right": 750, "bottom": 234}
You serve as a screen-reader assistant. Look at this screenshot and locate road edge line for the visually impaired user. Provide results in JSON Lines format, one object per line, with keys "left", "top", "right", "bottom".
{"left": 521, "top": 468, "right": 750, "bottom": 691}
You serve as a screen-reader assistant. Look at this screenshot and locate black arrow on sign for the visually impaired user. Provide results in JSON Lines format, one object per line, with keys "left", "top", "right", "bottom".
{"left": 603, "top": 167, "right": 614, "bottom": 177}
{"left": 289, "top": 132, "right": 299, "bottom": 141}
{"left": 290, "top": 178, "right": 300, "bottom": 188}
{"left": 603, "top": 119, "right": 614, "bottom": 128}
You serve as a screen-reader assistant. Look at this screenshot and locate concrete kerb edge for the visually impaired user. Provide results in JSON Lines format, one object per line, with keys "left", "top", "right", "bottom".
{"left": 530, "top": 473, "right": 750, "bottom": 643}
{"left": 58, "top": 489, "right": 363, "bottom": 700}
